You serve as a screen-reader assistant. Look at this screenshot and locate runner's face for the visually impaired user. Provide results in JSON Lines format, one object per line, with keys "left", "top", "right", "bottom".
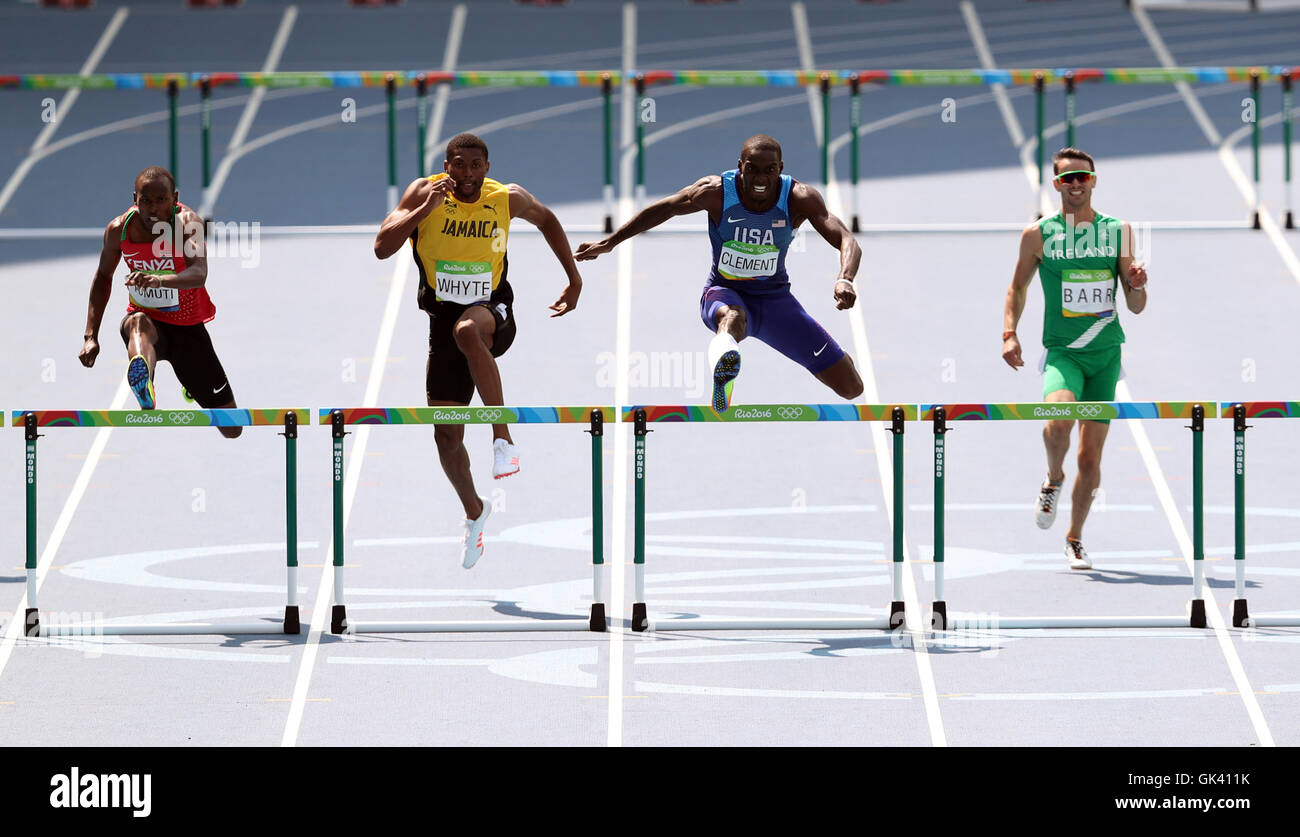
{"left": 1053, "top": 158, "right": 1095, "bottom": 211}
{"left": 736, "top": 150, "right": 782, "bottom": 206}
{"left": 444, "top": 149, "right": 489, "bottom": 200}
{"left": 133, "top": 179, "right": 176, "bottom": 227}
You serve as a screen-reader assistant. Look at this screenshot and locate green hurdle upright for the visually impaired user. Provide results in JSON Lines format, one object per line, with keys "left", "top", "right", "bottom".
{"left": 923, "top": 401, "right": 1213, "bottom": 630}
{"left": 1221, "top": 402, "right": 1300, "bottom": 628}
{"left": 625, "top": 403, "right": 915, "bottom": 633}
{"left": 16, "top": 408, "right": 306, "bottom": 637}
{"left": 322, "top": 406, "right": 610, "bottom": 634}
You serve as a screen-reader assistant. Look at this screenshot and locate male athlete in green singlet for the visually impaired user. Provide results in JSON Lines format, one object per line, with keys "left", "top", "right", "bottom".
{"left": 1001, "top": 148, "right": 1148, "bottom": 570}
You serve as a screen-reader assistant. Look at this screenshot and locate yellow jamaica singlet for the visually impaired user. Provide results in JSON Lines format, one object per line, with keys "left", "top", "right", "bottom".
{"left": 411, "top": 174, "right": 512, "bottom": 312}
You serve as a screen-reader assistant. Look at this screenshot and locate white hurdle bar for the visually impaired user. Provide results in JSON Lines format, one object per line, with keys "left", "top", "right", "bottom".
{"left": 324, "top": 406, "right": 610, "bottom": 634}
{"left": 16, "top": 408, "right": 305, "bottom": 637}
{"left": 626, "top": 404, "right": 914, "bottom": 633}
{"left": 924, "top": 402, "right": 1215, "bottom": 631}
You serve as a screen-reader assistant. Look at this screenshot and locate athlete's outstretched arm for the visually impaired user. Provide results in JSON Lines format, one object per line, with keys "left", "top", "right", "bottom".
{"left": 573, "top": 176, "right": 719, "bottom": 261}
{"left": 374, "top": 177, "right": 451, "bottom": 259}
{"left": 509, "top": 184, "right": 584, "bottom": 317}
{"left": 1002, "top": 224, "right": 1042, "bottom": 370}
{"left": 80, "top": 221, "right": 124, "bottom": 368}
{"left": 1117, "top": 221, "right": 1148, "bottom": 315}
{"left": 790, "top": 183, "right": 861, "bottom": 310}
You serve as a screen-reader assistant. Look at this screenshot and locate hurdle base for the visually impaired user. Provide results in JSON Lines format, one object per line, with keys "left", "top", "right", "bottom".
{"left": 331, "top": 605, "right": 348, "bottom": 635}
{"left": 930, "top": 601, "right": 948, "bottom": 631}
{"left": 888, "top": 601, "right": 906, "bottom": 629}
{"left": 1286, "top": 210, "right": 1295, "bottom": 230}
{"left": 24, "top": 608, "right": 39, "bottom": 637}
{"left": 41, "top": 622, "right": 293, "bottom": 636}
{"left": 1232, "top": 599, "right": 1249, "bottom": 628}
{"left": 1242, "top": 615, "right": 1300, "bottom": 627}
{"left": 284, "top": 605, "right": 301, "bottom": 635}
{"left": 589, "top": 602, "right": 607, "bottom": 632}
{"left": 631, "top": 602, "right": 648, "bottom": 632}
{"left": 1252, "top": 211, "right": 1261, "bottom": 230}
{"left": 343, "top": 619, "right": 593, "bottom": 633}
{"left": 1190, "top": 599, "right": 1206, "bottom": 628}
{"left": 646, "top": 617, "right": 893, "bottom": 632}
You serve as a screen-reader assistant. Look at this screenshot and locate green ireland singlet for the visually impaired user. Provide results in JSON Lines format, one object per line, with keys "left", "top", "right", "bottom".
{"left": 1036, "top": 211, "right": 1125, "bottom": 353}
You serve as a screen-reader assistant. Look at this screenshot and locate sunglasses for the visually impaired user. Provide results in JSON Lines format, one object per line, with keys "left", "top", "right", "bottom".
{"left": 1055, "top": 169, "right": 1095, "bottom": 184}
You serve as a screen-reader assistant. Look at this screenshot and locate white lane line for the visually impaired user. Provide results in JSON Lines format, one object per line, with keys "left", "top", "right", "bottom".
{"left": 423, "top": 3, "right": 468, "bottom": 174}
{"left": 1116, "top": 382, "right": 1274, "bottom": 746}
{"left": 960, "top": 1, "right": 1026, "bottom": 148}
{"left": 975, "top": 6, "right": 1275, "bottom": 744}
{"left": 0, "top": 380, "right": 130, "bottom": 686}
{"left": 198, "top": 5, "right": 299, "bottom": 219}
{"left": 793, "top": 1, "right": 948, "bottom": 748}
{"left": 607, "top": 0, "right": 636, "bottom": 751}
{"left": 1130, "top": 2, "right": 1223, "bottom": 145}
{"left": 280, "top": 259, "right": 409, "bottom": 749}
{"left": 1216, "top": 121, "right": 1300, "bottom": 285}
{"left": 960, "top": 0, "right": 1049, "bottom": 215}
{"left": 280, "top": 6, "right": 465, "bottom": 748}
{"left": 0, "top": 6, "right": 129, "bottom": 216}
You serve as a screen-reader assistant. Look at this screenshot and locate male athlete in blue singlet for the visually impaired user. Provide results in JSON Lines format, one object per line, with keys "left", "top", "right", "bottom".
{"left": 575, "top": 135, "right": 863, "bottom": 408}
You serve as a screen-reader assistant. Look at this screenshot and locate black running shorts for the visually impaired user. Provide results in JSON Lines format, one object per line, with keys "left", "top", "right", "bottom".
{"left": 425, "top": 300, "right": 517, "bottom": 404}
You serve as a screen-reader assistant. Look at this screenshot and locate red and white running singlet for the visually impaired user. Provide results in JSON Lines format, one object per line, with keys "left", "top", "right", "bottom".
{"left": 120, "top": 203, "right": 216, "bottom": 326}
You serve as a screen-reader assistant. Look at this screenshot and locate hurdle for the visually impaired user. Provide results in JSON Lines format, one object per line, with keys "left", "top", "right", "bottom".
{"left": 1221, "top": 402, "right": 1300, "bottom": 628}
{"left": 16, "top": 408, "right": 306, "bottom": 637}
{"left": 322, "top": 405, "right": 610, "bottom": 633}
{"left": 623, "top": 403, "right": 916, "bottom": 633}
{"left": 924, "top": 401, "right": 1215, "bottom": 630}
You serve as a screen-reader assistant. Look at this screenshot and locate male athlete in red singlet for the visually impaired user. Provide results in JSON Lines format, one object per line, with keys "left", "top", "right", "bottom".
{"left": 79, "top": 166, "right": 242, "bottom": 439}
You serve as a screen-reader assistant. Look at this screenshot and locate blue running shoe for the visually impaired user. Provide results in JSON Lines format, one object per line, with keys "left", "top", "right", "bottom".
{"left": 127, "top": 355, "right": 155, "bottom": 410}
{"left": 711, "top": 349, "right": 741, "bottom": 412}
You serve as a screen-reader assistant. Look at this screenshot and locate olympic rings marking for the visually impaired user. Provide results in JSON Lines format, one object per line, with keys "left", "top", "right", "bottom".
{"left": 777, "top": 407, "right": 805, "bottom": 420}
{"left": 167, "top": 411, "right": 196, "bottom": 425}
{"left": 1077, "top": 404, "right": 1103, "bottom": 418}
{"left": 479, "top": 408, "right": 503, "bottom": 421}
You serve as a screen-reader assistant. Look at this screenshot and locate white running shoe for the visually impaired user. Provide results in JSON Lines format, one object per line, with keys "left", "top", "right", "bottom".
{"left": 461, "top": 498, "right": 492, "bottom": 569}
{"left": 492, "top": 438, "right": 519, "bottom": 479}
{"left": 1065, "top": 537, "right": 1091, "bottom": 570}
{"left": 1034, "top": 478, "right": 1063, "bottom": 529}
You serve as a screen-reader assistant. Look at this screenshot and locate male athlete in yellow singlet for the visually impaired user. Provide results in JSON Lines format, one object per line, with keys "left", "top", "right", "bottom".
{"left": 375, "top": 134, "right": 583, "bottom": 569}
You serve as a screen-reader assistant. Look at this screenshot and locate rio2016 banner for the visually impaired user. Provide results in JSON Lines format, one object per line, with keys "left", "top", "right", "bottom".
{"left": 319, "top": 407, "right": 612, "bottom": 425}
{"left": 622, "top": 404, "right": 918, "bottom": 423}
{"left": 921, "top": 402, "right": 1214, "bottom": 422}
{"left": 12, "top": 409, "right": 308, "bottom": 428}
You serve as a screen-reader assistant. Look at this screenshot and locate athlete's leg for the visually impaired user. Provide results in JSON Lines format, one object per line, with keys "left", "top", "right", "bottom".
{"left": 814, "top": 355, "right": 864, "bottom": 400}
{"left": 713, "top": 304, "right": 747, "bottom": 340}
{"left": 1067, "top": 346, "right": 1122, "bottom": 540}
{"left": 1043, "top": 388, "right": 1075, "bottom": 482}
{"left": 1067, "top": 420, "right": 1110, "bottom": 540}
{"left": 121, "top": 312, "right": 160, "bottom": 371}
{"left": 452, "top": 306, "right": 512, "bottom": 445}
{"left": 119, "top": 312, "right": 161, "bottom": 409}
{"left": 1041, "top": 349, "right": 1086, "bottom": 482}
{"left": 165, "top": 323, "right": 242, "bottom": 438}
{"left": 746, "top": 290, "right": 861, "bottom": 400}
{"left": 430, "top": 402, "right": 485, "bottom": 521}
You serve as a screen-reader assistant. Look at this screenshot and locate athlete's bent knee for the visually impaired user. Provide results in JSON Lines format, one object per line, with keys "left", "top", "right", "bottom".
{"left": 434, "top": 424, "right": 464, "bottom": 451}
{"left": 452, "top": 319, "right": 486, "bottom": 353}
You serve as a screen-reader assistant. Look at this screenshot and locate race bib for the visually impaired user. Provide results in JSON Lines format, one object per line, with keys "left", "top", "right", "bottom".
{"left": 434, "top": 260, "right": 493, "bottom": 304}
{"left": 127, "top": 283, "right": 180, "bottom": 312}
{"left": 718, "top": 240, "right": 779, "bottom": 281}
{"left": 1061, "top": 269, "right": 1115, "bottom": 318}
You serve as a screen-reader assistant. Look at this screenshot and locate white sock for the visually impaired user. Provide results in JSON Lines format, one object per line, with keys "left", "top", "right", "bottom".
{"left": 707, "top": 332, "right": 740, "bottom": 369}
